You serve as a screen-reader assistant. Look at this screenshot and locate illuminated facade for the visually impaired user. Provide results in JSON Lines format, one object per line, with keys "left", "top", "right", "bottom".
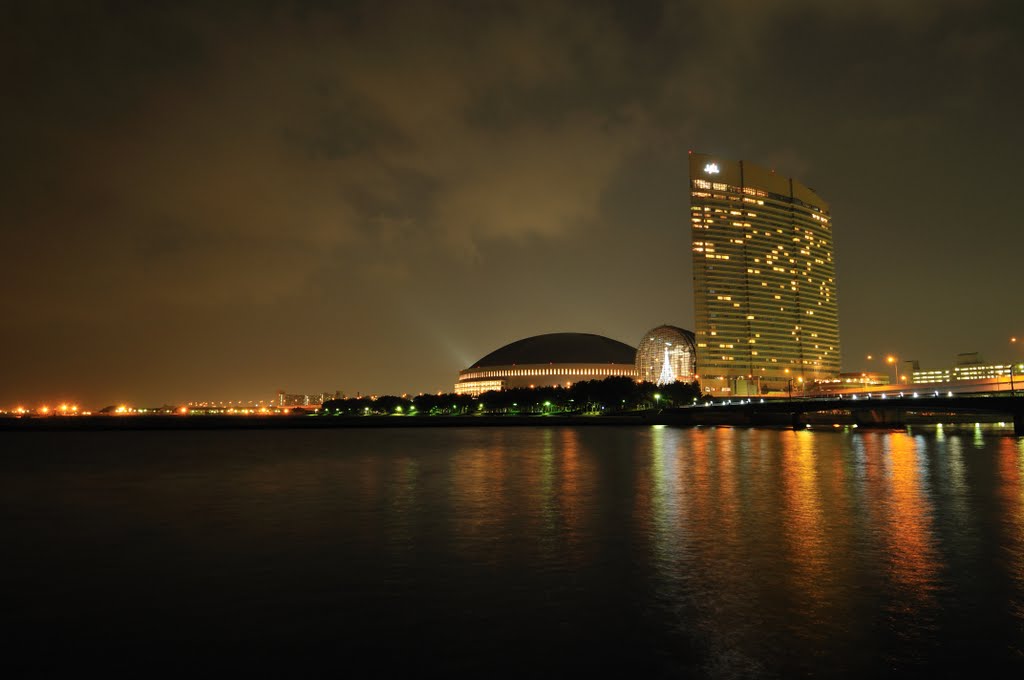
{"left": 837, "top": 372, "right": 891, "bottom": 387}
{"left": 276, "top": 390, "right": 341, "bottom": 407}
{"left": 912, "top": 369, "right": 952, "bottom": 384}
{"left": 689, "top": 153, "right": 840, "bottom": 396}
{"left": 913, "top": 353, "right": 1020, "bottom": 384}
{"left": 635, "top": 325, "right": 697, "bottom": 385}
{"left": 953, "top": 364, "right": 1015, "bottom": 380}
{"left": 455, "top": 333, "right": 637, "bottom": 395}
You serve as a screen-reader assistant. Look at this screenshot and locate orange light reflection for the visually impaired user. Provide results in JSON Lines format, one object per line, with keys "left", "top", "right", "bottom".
{"left": 998, "top": 438, "right": 1024, "bottom": 620}
{"left": 884, "top": 433, "right": 939, "bottom": 605}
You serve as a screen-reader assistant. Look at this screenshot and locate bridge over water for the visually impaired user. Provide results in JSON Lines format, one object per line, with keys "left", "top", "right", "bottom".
{"left": 657, "top": 394, "right": 1024, "bottom": 435}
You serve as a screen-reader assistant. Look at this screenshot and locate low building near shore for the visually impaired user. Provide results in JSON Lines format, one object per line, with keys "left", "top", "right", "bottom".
{"left": 276, "top": 390, "right": 342, "bottom": 407}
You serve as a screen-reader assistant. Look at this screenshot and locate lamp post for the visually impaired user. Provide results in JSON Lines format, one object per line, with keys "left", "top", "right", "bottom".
{"left": 1011, "top": 337, "right": 1019, "bottom": 396}
{"left": 886, "top": 354, "right": 901, "bottom": 386}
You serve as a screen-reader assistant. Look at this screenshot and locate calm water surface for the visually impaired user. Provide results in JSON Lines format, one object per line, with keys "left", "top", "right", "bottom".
{"left": 3, "top": 426, "right": 1024, "bottom": 677}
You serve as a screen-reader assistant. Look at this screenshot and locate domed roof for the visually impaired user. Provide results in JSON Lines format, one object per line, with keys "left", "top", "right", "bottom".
{"left": 638, "top": 325, "right": 695, "bottom": 346}
{"left": 470, "top": 333, "right": 636, "bottom": 368}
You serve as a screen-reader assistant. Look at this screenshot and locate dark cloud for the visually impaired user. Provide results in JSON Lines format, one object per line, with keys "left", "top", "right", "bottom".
{"left": 2, "top": 0, "right": 1022, "bottom": 406}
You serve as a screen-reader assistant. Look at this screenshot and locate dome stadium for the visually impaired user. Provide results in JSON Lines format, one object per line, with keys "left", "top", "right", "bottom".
{"left": 635, "top": 325, "right": 697, "bottom": 385}
{"left": 454, "top": 333, "right": 638, "bottom": 396}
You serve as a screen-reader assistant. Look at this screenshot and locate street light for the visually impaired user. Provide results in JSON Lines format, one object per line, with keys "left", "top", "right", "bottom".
{"left": 1011, "top": 337, "right": 1020, "bottom": 396}
{"left": 886, "top": 355, "right": 902, "bottom": 385}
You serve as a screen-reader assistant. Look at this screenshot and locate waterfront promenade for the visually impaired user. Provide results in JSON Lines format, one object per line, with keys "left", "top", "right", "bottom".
{"left": 3, "top": 394, "right": 1022, "bottom": 434}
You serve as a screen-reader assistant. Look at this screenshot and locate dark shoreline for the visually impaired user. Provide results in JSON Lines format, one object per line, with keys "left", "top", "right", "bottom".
{"left": 0, "top": 412, "right": 1010, "bottom": 432}
{"left": 0, "top": 414, "right": 653, "bottom": 431}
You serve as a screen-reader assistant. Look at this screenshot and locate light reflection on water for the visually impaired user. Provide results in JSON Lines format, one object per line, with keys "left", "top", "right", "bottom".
{"left": 3, "top": 426, "right": 1024, "bottom": 676}
{"left": 1000, "top": 438, "right": 1024, "bottom": 629}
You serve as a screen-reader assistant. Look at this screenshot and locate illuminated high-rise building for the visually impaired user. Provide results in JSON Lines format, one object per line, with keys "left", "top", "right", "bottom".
{"left": 689, "top": 153, "right": 839, "bottom": 396}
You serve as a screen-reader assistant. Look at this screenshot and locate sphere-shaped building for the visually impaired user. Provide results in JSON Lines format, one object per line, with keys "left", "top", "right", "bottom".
{"left": 454, "top": 333, "right": 638, "bottom": 396}
{"left": 635, "top": 325, "right": 697, "bottom": 385}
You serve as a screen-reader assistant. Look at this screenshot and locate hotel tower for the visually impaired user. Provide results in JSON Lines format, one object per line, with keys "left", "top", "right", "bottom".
{"left": 689, "top": 153, "right": 839, "bottom": 396}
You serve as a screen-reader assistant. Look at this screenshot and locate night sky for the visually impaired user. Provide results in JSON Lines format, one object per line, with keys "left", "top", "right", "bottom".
{"left": 3, "top": 0, "right": 1022, "bottom": 407}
